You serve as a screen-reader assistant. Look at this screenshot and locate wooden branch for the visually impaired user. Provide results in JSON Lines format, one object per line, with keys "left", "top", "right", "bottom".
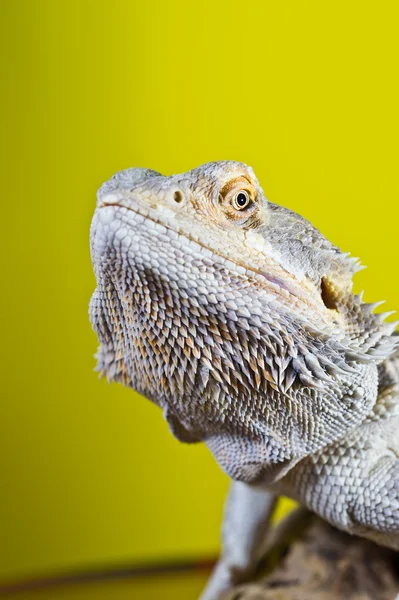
{"left": 223, "top": 516, "right": 399, "bottom": 599}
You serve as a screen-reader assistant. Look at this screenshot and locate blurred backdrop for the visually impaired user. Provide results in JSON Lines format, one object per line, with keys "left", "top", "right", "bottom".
{"left": 1, "top": 0, "right": 398, "bottom": 588}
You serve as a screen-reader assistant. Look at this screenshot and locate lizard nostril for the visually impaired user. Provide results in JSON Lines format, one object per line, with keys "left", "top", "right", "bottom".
{"left": 164, "top": 187, "right": 186, "bottom": 208}
{"left": 173, "top": 190, "right": 184, "bottom": 204}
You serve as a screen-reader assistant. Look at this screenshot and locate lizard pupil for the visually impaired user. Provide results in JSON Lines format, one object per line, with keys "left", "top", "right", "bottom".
{"left": 236, "top": 191, "right": 249, "bottom": 208}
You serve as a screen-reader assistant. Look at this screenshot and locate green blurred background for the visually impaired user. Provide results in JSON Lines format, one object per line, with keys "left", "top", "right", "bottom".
{"left": 1, "top": 0, "right": 398, "bottom": 589}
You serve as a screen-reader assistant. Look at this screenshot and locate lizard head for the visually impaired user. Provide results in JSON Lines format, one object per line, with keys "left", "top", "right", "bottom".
{"left": 90, "top": 161, "right": 397, "bottom": 463}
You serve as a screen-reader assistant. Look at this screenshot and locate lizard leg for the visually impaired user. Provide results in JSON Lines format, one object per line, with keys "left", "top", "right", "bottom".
{"left": 278, "top": 353, "right": 399, "bottom": 551}
{"left": 281, "top": 431, "right": 399, "bottom": 551}
{"left": 200, "top": 482, "right": 276, "bottom": 600}
{"left": 350, "top": 453, "right": 399, "bottom": 549}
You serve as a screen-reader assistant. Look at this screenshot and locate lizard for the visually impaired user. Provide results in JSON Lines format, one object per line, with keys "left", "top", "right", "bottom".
{"left": 89, "top": 161, "right": 399, "bottom": 600}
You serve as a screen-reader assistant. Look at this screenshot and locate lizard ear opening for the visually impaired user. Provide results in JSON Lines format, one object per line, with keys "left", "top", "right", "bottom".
{"left": 321, "top": 277, "right": 338, "bottom": 310}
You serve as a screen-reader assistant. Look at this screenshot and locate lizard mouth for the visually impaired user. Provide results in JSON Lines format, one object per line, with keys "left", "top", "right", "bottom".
{"left": 98, "top": 201, "right": 331, "bottom": 317}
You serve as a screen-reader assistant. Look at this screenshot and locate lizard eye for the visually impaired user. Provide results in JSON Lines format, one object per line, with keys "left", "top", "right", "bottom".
{"left": 218, "top": 177, "right": 259, "bottom": 225}
{"left": 232, "top": 190, "right": 251, "bottom": 210}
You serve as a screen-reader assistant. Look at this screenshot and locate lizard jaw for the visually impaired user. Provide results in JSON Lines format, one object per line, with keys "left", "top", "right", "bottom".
{"left": 94, "top": 200, "right": 338, "bottom": 334}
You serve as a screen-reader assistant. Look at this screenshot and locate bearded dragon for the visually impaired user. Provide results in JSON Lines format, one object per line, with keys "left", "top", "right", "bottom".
{"left": 89, "top": 161, "right": 399, "bottom": 600}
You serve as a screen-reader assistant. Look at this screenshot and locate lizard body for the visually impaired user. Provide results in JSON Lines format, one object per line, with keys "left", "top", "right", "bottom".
{"left": 90, "top": 161, "right": 399, "bottom": 599}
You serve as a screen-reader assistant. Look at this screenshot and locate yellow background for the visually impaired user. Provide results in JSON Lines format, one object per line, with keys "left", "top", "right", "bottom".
{"left": 1, "top": 0, "right": 398, "bottom": 584}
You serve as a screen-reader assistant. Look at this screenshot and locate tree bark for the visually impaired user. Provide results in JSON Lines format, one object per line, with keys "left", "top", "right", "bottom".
{"left": 223, "top": 516, "right": 399, "bottom": 600}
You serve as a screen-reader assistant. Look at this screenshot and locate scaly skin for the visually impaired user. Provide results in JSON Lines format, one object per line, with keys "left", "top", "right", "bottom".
{"left": 90, "top": 161, "right": 399, "bottom": 600}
